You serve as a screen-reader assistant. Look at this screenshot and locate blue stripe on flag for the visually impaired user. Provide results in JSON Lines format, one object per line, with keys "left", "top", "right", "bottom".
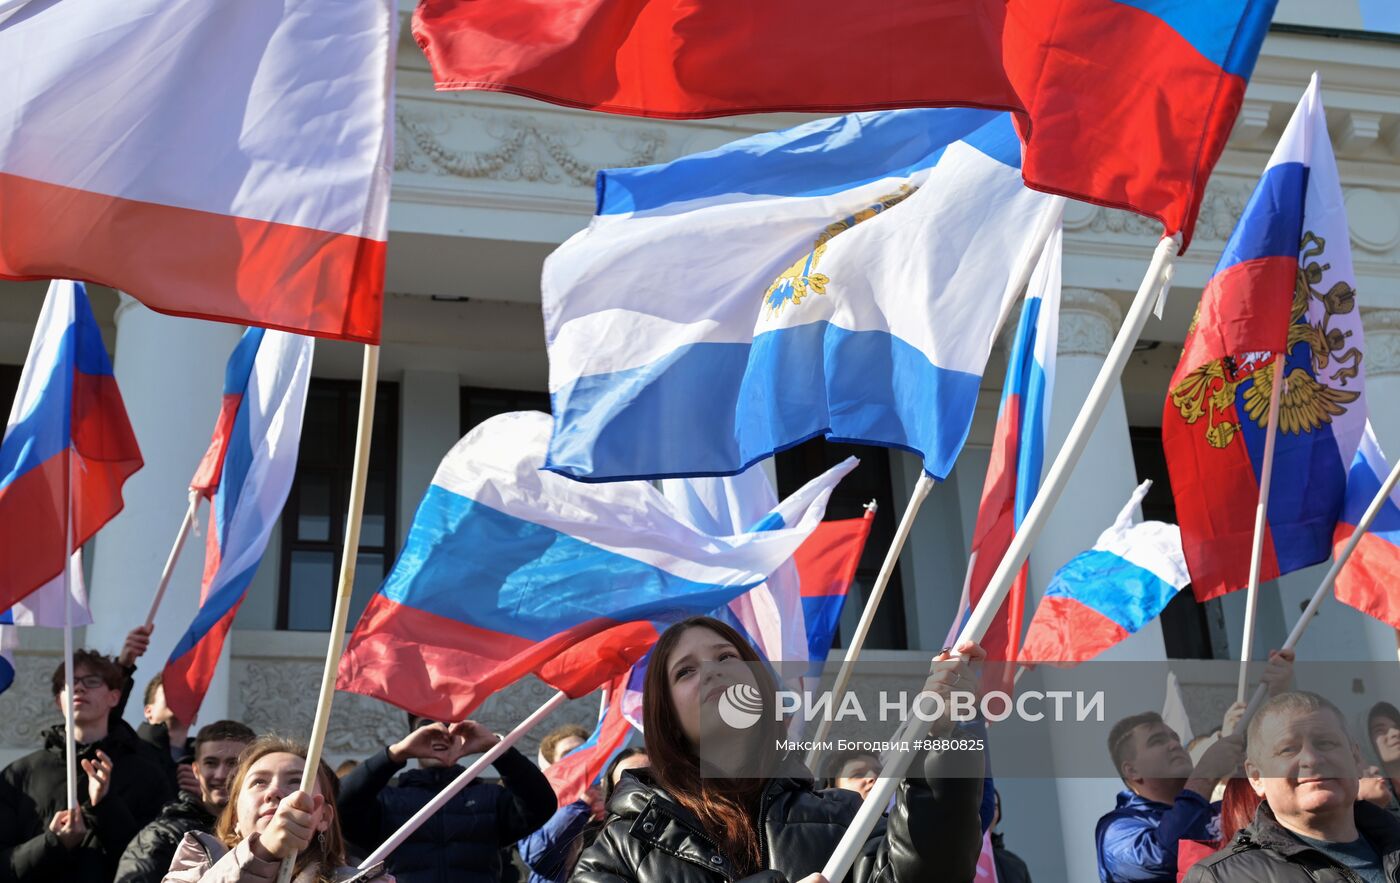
{"left": 0, "top": 654, "right": 12, "bottom": 695}
{"left": 1213, "top": 161, "right": 1308, "bottom": 275}
{"left": 378, "top": 486, "right": 765, "bottom": 642}
{"left": 221, "top": 328, "right": 265, "bottom": 396}
{"left": 1113, "top": 0, "right": 1275, "bottom": 78}
{"left": 166, "top": 560, "right": 260, "bottom": 661}
{"left": 548, "top": 322, "right": 982, "bottom": 482}
{"left": 596, "top": 109, "right": 1010, "bottom": 216}
{"left": 1044, "top": 549, "right": 1180, "bottom": 633}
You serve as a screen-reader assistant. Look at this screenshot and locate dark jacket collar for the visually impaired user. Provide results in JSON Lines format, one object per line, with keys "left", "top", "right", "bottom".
{"left": 1240, "top": 800, "right": 1400, "bottom": 859}
{"left": 164, "top": 789, "right": 218, "bottom": 824}
{"left": 42, "top": 718, "right": 140, "bottom": 756}
{"left": 605, "top": 757, "right": 815, "bottom": 825}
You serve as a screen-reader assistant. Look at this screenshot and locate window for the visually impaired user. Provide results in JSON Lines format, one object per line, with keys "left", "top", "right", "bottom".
{"left": 1128, "top": 426, "right": 1228, "bottom": 659}
{"left": 278, "top": 379, "right": 399, "bottom": 631}
{"left": 777, "top": 439, "right": 906, "bottom": 650}
{"left": 460, "top": 386, "right": 551, "bottom": 436}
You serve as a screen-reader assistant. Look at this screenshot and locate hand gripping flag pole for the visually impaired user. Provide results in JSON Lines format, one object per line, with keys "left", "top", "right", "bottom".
{"left": 1239, "top": 452, "right": 1400, "bottom": 729}
{"left": 1237, "top": 356, "right": 1285, "bottom": 703}
{"left": 277, "top": 344, "right": 380, "bottom": 883}
{"left": 820, "top": 232, "right": 1180, "bottom": 883}
{"left": 358, "top": 691, "right": 569, "bottom": 871}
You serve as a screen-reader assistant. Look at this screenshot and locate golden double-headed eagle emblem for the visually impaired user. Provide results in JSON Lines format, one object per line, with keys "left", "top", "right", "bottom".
{"left": 762, "top": 185, "right": 917, "bottom": 317}
{"left": 1169, "top": 232, "right": 1363, "bottom": 449}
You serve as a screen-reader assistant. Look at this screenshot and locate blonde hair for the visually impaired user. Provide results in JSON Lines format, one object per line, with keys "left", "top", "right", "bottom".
{"left": 215, "top": 735, "right": 346, "bottom": 883}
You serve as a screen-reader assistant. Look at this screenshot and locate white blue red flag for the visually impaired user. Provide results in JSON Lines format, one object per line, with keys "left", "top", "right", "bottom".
{"left": 0, "top": 551, "right": 90, "bottom": 696}
{"left": 1332, "top": 423, "right": 1400, "bottom": 629}
{"left": 1020, "top": 482, "right": 1190, "bottom": 664}
{"left": 544, "top": 672, "right": 633, "bottom": 809}
{"left": 0, "top": 1, "right": 394, "bottom": 342}
{"left": 1164, "top": 75, "right": 1367, "bottom": 601}
{"left": 796, "top": 512, "right": 875, "bottom": 678}
{"left": 960, "top": 225, "right": 1062, "bottom": 684}
{"left": 545, "top": 109, "right": 1061, "bottom": 482}
{"left": 0, "top": 280, "right": 141, "bottom": 612}
{"left": 162, "top": 328, "right": 314, "bottom": 720}
{"left": 337, "top": 411, "right": 853, "bottom": 723}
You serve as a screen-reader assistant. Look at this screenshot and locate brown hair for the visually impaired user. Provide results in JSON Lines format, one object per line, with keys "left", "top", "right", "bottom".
{"left": 216, "top": 736, "right": 346, "bottom": 883}
{"left": 194, "top": 720, "right": 256, "bottom": 756}
{"left": 1107, "top": 711, "right": 1166, "bottom": 783}
{"left": 643, "top": 616, "right": 784, "bottom": 877}
{"left": 144, "top": 671, "right": 164, "bottom": 706}
{"left": 51, "top": 650, "right": 123, "bottom": 696}
{"left": 539, "top": 723, "right": 591, "bottom": 765}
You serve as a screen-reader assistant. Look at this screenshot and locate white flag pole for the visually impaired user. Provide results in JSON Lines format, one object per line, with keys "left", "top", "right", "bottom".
{"left": 144, "top": 491, "right": 200, "bottom": 628}
{"left": 358, "top": 690, "right": 569, "bottom": 870}
{"left": 63, "top": 441, "right": 78, "bottom": 814}
{"left": 820, "top": 231, "right": 1181, "bottom": 883}
{"left": 277, "top": 343, "right": 379, "bottom": 883}
{"left": 1237, "top": 356, "right": 1285, "bottom": 703}
{"left": 1240, "top": 452, "right": 1400, "bottom": 727}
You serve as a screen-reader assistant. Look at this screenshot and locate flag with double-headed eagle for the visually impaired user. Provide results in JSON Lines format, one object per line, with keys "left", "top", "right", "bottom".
{"left": 543, "top": 108, "right": 1061, "bottom": 482}
{"left": 1163, "top": 74, "right": 1367, "bottom": 601}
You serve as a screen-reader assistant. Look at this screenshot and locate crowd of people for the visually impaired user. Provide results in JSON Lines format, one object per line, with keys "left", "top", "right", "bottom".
{"left": 2, "top": 618, "right": 1400, "bottom": 883}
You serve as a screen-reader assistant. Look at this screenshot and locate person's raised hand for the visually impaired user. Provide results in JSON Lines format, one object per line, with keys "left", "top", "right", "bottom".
{"left": 1186, "top": 734, "right": 1244, "bottom": 797}
{"left": 921, "top": 640, "right": 987, "bottom": 737}
{"left": 450, "top": 720, "right": 501, "bottom": 758}
{"left": 388, "top": 722, "right": 460, "bottom": 765}
{"left": 1260, "top": 649, "right": 1295, "bottom": 697}
{"left": 49, "top": 809, "right": 86, "bottom": 849}
{"left": 81, "top": 750, "right": 113, "bottom": 806}
{"left": 177, "top": 763, "right": 201, "bottom": 799}
{"left": 119, "top": 625, "right": 152, "bottom": 667}
{"left": 251, "top": 791, "right": 325, "bottom": 860}
{"left": 1220, "top": 701, "right": 1247, "bottom": 738}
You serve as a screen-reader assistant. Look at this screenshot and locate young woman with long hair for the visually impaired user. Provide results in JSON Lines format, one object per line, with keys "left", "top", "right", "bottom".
{"left": 571, "top": 615, "right": 986, "bottom": 883}
{"left": 163, "top": 735, "right": 394, "bottom": 883}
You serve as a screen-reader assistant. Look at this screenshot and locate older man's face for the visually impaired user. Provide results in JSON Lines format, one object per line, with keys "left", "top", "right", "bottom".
{"left": 1248, "top": 709, "right": 1361, "bottom": 819}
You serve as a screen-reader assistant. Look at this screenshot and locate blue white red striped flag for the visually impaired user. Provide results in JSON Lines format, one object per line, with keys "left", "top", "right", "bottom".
{"left": 162, "top": 328, "right": 314, "bottom": 720}
{"left": 337, "top": 411, "right": 853, "bottom": 723}
{"left": 544, "top": 109, "right": 1061, "bottom": 483}
{"left": 959, "top": 225, "right": 1062, "bottom": 684}
{"left": 545, "top": 672, "right": 634, "bottom": 809}
{"left": 0, "top": 280, "right": 141, "bottom": 613}
{"left": 1164, "top": 74, "right": 1367, "bottom": 601}
{"left": 1333, "top": 423, "right": 1400, "bottom": 628}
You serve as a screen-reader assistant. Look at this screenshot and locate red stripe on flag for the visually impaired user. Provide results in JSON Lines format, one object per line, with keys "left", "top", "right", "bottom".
{"left": 337, "top": 595, "right": 659, "bottom": 722}
{"left": 190, "top": 394, "right": 243, "bottom": 497}
{"left": 1176, "top": 257, "right": 1297, "bottom": 378}
{"left": 162, "top": 600, "right": 243, "bottom": 723}
{"left": 1019, "top": 595, "right": 1131, "bottom": 665}
{"left": 0, "top": 172, "right": 385, "bottom": 343}
{"left": 1005, "top": 0, "right": 1250, "bottom": 249}
{"left": 795, "top": 516, "right": 874, "bottom": 598}
{"left": 1333, "top": 524, "right": 1400, "bottom": 630}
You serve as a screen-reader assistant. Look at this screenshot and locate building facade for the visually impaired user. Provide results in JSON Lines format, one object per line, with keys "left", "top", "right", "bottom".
{"left": 2, "top": 4, "right": 1400, "bottom": 879}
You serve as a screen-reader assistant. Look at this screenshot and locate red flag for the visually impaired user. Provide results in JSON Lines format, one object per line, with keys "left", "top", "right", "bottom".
{"left": 544, "top": 673, "right": 633, "bottom": 809}
{"left": 413, "top": 0, "right": 1276, "bottom": 249}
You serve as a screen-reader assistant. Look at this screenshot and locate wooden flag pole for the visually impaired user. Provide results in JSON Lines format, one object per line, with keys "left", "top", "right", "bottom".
{"left": 277, "top": 343, "right": 380, "bottom": 883}
{"left": 805, "top": 475, "right": 933, "bottom": 758}
{"left": 358, "top": 691, "right": 569, "bottom": 870}
{"left": 1239, "top": 451, "right": 1400, "bottom": 728}
{"left": 820, "top": 232, "right": 1181, "bottom": 883}
{"left": 144, "top": 491, "right": 200, "bottom": 628}
{"left": 1237, "top": 356, "right": 1285, "bottom": 703}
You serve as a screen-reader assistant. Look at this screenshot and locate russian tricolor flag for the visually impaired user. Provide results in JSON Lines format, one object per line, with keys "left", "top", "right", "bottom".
{"left": 0, "top": 1, "right": 394, "bottom": 342}
{"left": 1163, "top": 75, "right": 1367, "bottom": 601}
{"left": 1333, "top": 423, "right": 1400, "bottom": 629}
{"left": 337, "top": 411, "right": 853, "bottom": 723}
{"left": 545, "top": 672, "right": 633, "bottom": 809}
{"left": 0, "top": 280, "right": 141, "bottom": 613}
{"left": 797, "top": 512, "right": 876, "bottom": 676}
{"left": 961, "top": 224, "right": 1062, "bottom": 682}
{"left": 162, "top": 328, "right": 314, "bottom": 721}
{"left": 1020, "top": 482, "right": 1191, "bottom": 665}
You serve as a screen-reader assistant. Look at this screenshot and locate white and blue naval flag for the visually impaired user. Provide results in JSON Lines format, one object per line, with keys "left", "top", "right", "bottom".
{"left": 544, "top": 108, "right": 1062, "bottom": 482}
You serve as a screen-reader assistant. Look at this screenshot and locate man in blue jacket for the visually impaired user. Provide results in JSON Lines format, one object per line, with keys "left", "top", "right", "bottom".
{"left": 1096, "top": 650, "right": 1294, "bottom": 882}
{"left": 338, "top": 715, "right": 556, "bottom": 883}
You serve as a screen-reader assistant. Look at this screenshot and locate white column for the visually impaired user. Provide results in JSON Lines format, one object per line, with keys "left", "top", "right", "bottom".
{"left": 87, "top": 296, "right": 241, "bottom": 726}
{"left": 397, "top": 370, "right": 462, "bottom": 546}
{"left": 1026, "top": 288, "right": 1161, "bottom": 883}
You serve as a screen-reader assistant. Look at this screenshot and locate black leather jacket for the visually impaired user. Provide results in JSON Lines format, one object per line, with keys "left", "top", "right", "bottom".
{"left": 571, "top": 747, "right": 983, "bottom": 883}
{"left": 1184, "top": 800, "right": 1400, "bottom": 882}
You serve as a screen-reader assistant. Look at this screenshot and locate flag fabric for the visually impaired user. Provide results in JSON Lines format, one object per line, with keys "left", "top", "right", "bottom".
{"left": 0, "top": 626, "right": 13, "bottom": 696}
{"left": 163, "top": 328, "right": 314, "bottom": 721}
{"left": 545, "top": 108, "right": 1061, "bottom": 483}
{"left": 0, "top": 1, "right": 394, "bottom": 343}
{"left": 962, "top": 224, "right": 1063, "bottom": 683}
{"left": 975, "top": 828, "right": 999, "bottom": 883}
{"left": 661, "top": 465, "right": 808, "bottom": 688}
{"left": 414, "top": 0, "right": 1276, "bottom": 247}
{"left": 0, "top": 280, "right": 142, "bottom": 613}
{"left": 0, "top": 551, "right": 89, "bottom": 628}
{"left": 1020, "top": 481, "right": 1191, "bottom": 665}
{"left": 1332, "top": 423, "right": 1400, "bottom": 629}
{"left": 1163, "top": 75, "right": 1367, "bottom": 602}
{"left": 798, "top": 512, "right": 876, "bottom": 677}
{"left": 337, "top": 411, "right": 854, "bottom": 723}
{"left": 1161, "top": 670, "right": 1195, "bottom": 746}
{"left": 545, "top": 673, "right": 633, "bottom": 809}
